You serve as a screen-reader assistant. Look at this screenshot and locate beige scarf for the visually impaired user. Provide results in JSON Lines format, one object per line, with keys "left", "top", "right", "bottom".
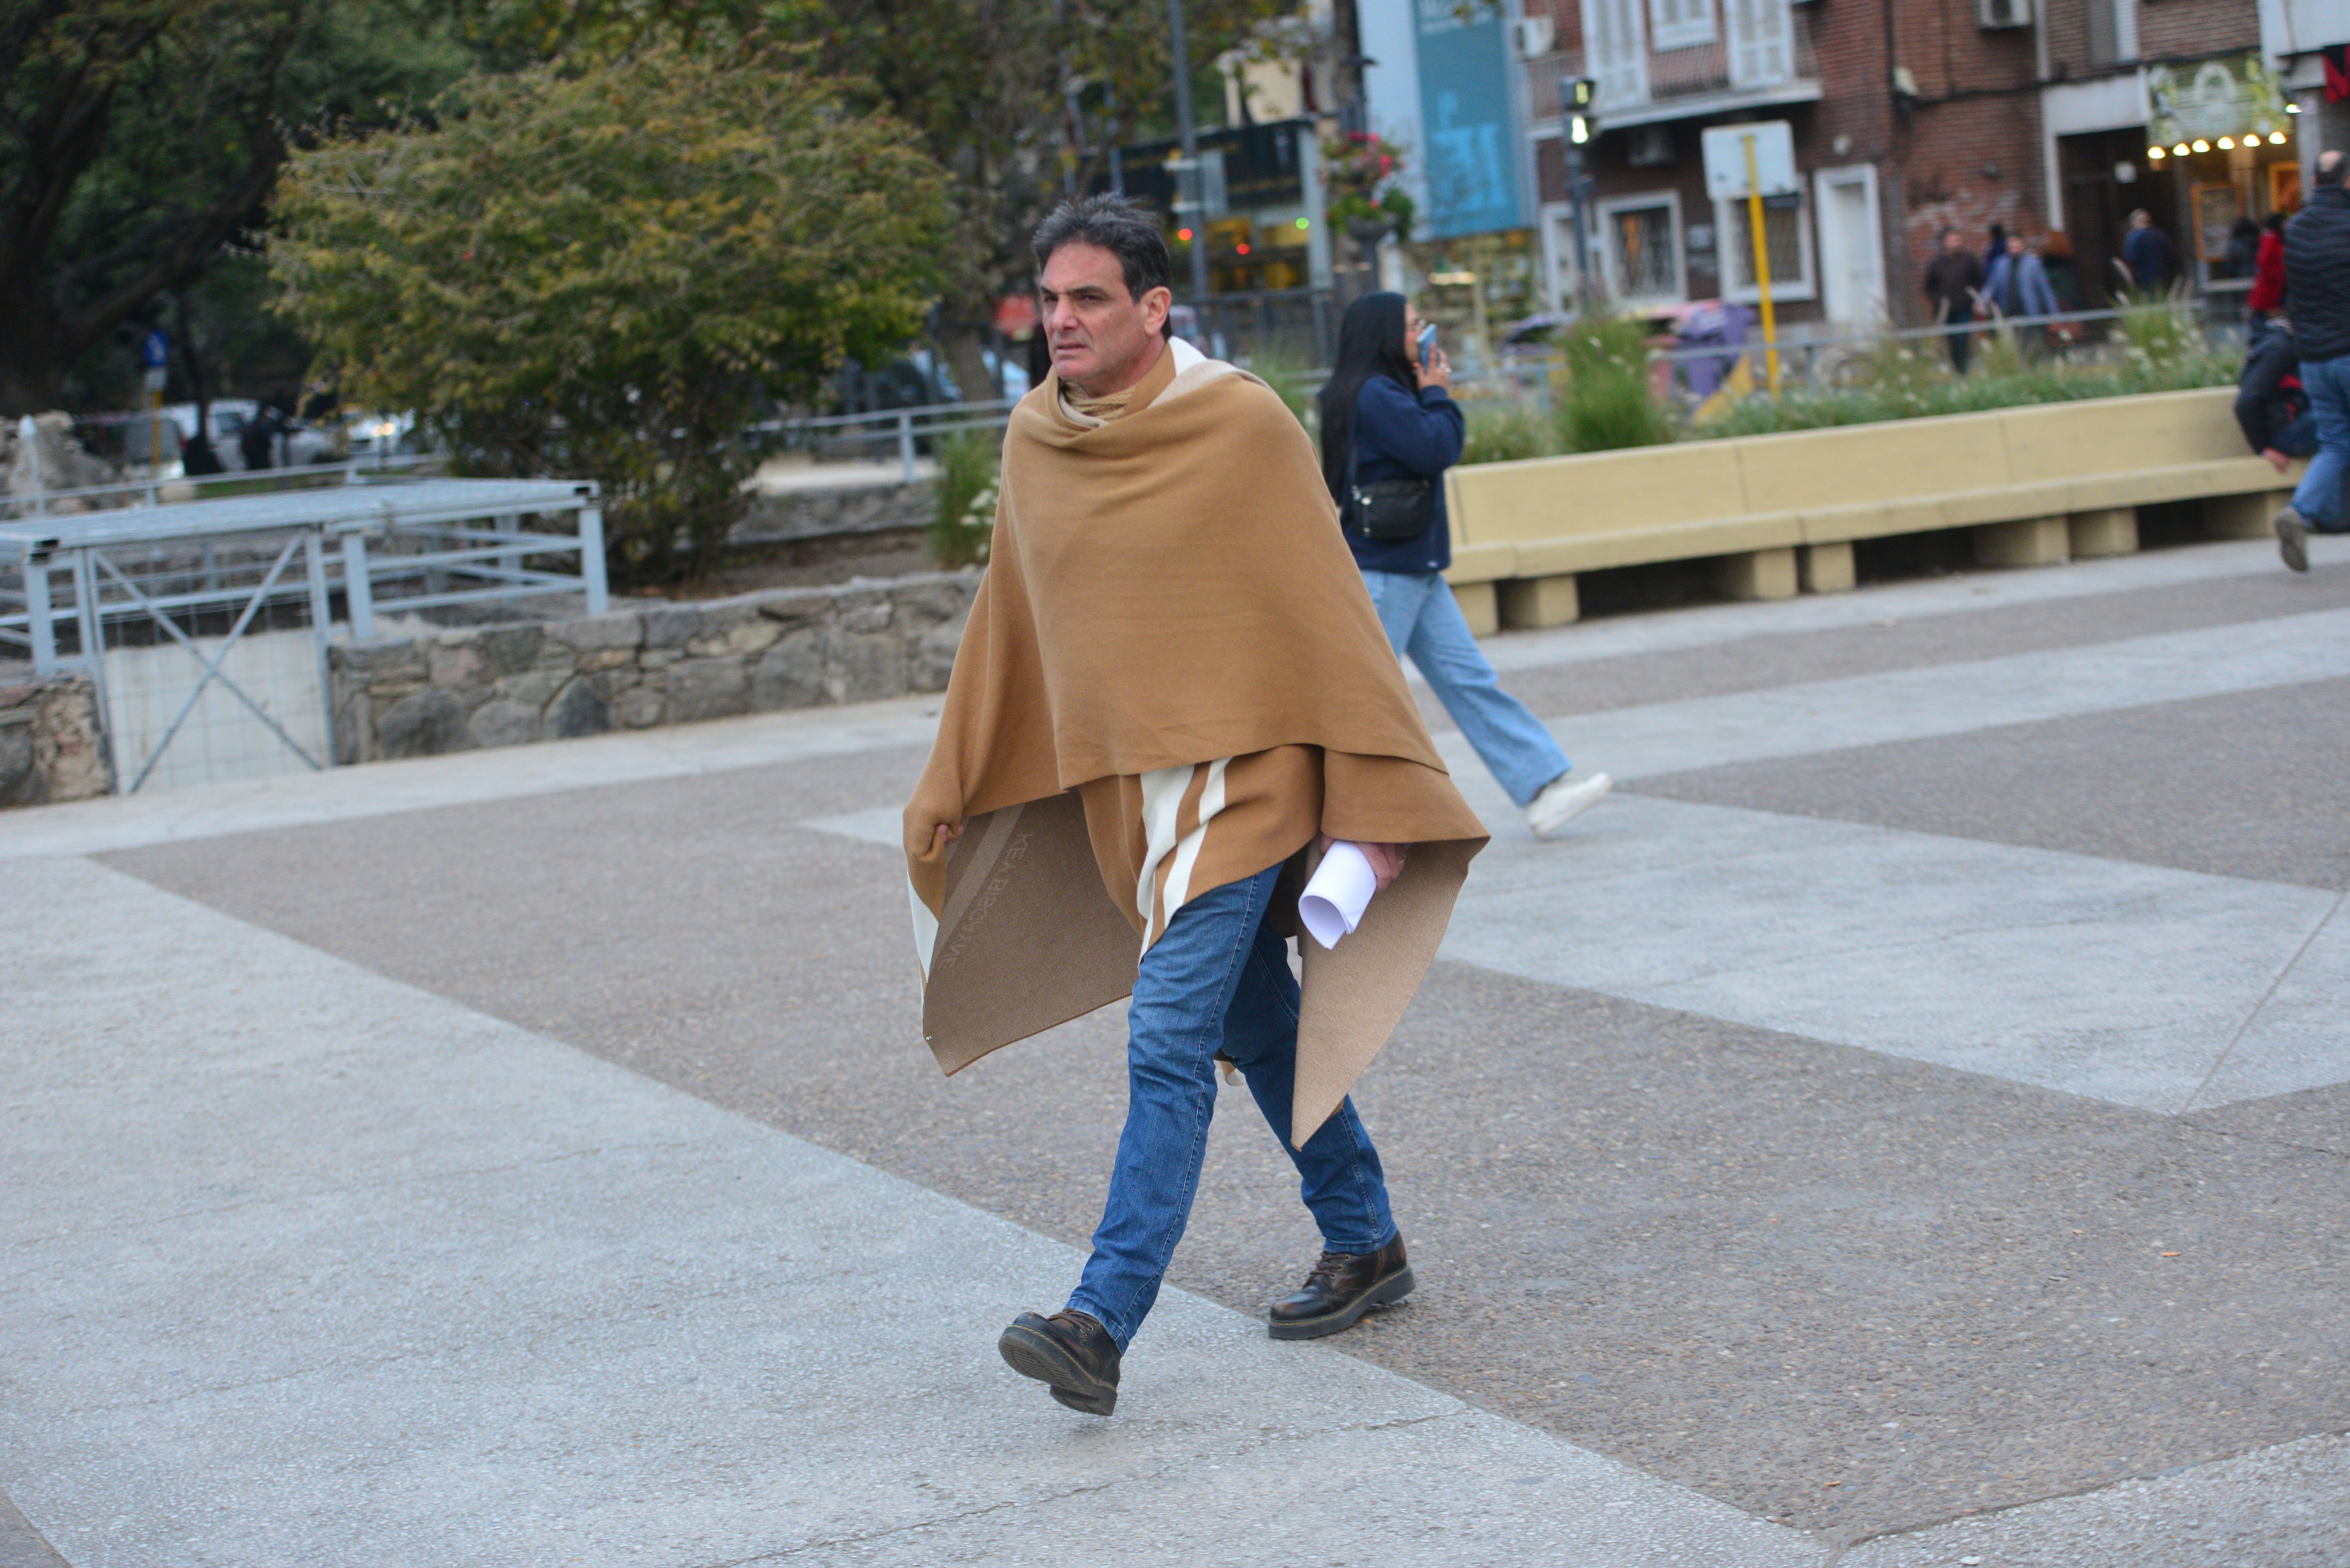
{"left": 903, "top": 342, "right": 1487, "bottom": 1144}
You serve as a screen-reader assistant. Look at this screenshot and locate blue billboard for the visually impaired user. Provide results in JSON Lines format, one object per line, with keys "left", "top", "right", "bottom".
{"left": 1413, "top": 0, "right": 1522, "bottom": 237}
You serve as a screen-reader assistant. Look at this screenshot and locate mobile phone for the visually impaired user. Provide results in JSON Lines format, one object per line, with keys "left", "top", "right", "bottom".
{"left": 1417, "top": 323, "right": 1438, "bottom": 368}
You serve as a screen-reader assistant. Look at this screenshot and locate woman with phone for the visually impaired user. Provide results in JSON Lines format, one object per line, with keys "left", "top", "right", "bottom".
{"left": 1316, "top": 292, "right": 1611, "bottom": 840}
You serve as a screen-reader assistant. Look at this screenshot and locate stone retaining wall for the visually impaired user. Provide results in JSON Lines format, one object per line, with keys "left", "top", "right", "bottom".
{"left": 330, "top": 570, "right": 978, "bottom": 762}
{"left": 0, "top": 673, "right": 110, "bottom": 807}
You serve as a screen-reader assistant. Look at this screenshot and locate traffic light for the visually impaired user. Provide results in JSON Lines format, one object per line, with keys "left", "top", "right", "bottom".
{"left": 1559, "top": 76, "right": 1597, "bottom": 144}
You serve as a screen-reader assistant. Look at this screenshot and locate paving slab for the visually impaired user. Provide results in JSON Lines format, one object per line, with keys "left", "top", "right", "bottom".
{"left": 1630, "top": 680, "right": 2350, "bottom": 891}
{"left": 0, "top": 855, "right": 1819, "bottom": 1568}
{"left": 1436, "top": 793, "right": 2342, "bottom": 1114}
{"left": 97, "top": 751, "right": 2350, "bottom": 1546}
{"left": 1841, "top": 1431, "right": 2350, "bottom": 1568}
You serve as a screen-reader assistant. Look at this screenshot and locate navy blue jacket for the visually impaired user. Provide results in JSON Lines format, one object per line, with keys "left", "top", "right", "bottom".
{"left": 1340, "top": 374, "right": 1465, "bottom": 575}
{"left": 2286, "top": 186, "right": 2350, "bottom": 363}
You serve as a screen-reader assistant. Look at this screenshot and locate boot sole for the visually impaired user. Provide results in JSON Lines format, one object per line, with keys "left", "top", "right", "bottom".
{"left": 998, "top": 1322, "right": 1117, "bottom": 1416}
{"left": 1268, "top": 1265, "right": 1416, "bottom": 1340}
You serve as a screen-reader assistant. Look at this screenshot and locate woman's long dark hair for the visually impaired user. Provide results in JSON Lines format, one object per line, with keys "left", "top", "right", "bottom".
{"left": 1316, "top": 291, "right": 1418, "bottom": 505}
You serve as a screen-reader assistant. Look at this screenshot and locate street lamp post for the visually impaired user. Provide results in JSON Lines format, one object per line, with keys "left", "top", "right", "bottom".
{"left": 1166, "top": 0, "right": 1212, "bottom": 307}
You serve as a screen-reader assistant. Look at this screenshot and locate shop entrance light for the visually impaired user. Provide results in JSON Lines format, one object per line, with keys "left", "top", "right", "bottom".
{"left": 2270, "top": 131, "right": 2288, "bottom": 145}
{"left": 2191, "top": 139, "right": 2210, "bottom": 152}
{"left": 2147, "top": 145, "right": 2165, "bottom": 160}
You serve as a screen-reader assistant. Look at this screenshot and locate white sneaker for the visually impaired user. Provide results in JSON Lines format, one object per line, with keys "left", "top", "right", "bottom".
{"left": 1526, "top": 771, "right": 1612, "bottom": 840}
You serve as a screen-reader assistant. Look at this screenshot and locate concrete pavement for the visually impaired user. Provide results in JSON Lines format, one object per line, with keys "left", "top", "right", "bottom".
{"left": 5, "top": 534, "right": 2346, "bottom": 1564}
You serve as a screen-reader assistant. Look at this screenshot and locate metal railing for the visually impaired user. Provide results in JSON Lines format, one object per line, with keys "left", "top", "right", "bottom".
{"left": 752, "top": 398, "right": 1018, "bottom": 484}
{"left": 1, "top": 450, "right": 430, "bottom": 520}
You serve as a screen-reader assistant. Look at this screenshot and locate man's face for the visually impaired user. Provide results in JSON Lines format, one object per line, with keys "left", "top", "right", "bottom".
{"left": 1941, "top": 231, "right": 1962, "bottom": 253}
{"left": 2008, "top": 235, "right": 2026, "bottom": 256}
{"left": 1039, "top": 242, "right": 1172, "bottom": 394}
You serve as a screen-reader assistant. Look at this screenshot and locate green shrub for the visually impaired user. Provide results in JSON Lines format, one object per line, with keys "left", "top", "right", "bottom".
{"left": 2117, "top": 283, "right": 2201, "bottom": 373}
{"left": 1460, "top": 400, "right": 1556, "bottom": 465}
{"left": 1693, "top": 350, "right": 2236, "bottom": 440}
{"left": 1555, "top": 312, "right": 1674, "bottom": 452}
{"left": 928, "top": 429, "right": 999, "bottom": 568}
{"left": 1242, "top": 343, "right": 1323, "bottom": 437}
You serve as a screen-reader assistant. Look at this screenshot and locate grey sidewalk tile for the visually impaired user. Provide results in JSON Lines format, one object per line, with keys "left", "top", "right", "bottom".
{"left": 0, "top": 856, "right": 1820, "bottom": 1568}
{"left": 1838, "top": 1432, "right": 2350, "bottom": 1568}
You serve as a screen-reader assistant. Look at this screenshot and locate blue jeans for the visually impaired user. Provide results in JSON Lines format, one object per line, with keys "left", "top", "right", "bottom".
{"left": 1362, "top": 569, "right": 1571, "bottom": 807}
{"left": 1067, "top": 864, "right": 1397, "bottom": 1351}
{"left": 2294, "top": 353, "right": 2350, "bottom": 531}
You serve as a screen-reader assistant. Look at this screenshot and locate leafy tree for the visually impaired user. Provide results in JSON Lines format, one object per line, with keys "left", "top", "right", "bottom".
{"left": 0, "top": 0, "right": 472, "bottom": 413}
{"left": 474, "top": 0, "right": 1289, "bottom": 404}
{"left": 270, "top": 42, "right": 950, "bottom": 582}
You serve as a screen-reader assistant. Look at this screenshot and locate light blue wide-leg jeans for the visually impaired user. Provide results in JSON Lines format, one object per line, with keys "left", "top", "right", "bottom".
{"left": 1361, "top": 569, "right": 1570, "bottom": 806}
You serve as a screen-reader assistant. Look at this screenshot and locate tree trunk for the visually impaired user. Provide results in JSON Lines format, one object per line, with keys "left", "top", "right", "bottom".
{"left": 938, "top": 322, "right": 999, "bottom": 406}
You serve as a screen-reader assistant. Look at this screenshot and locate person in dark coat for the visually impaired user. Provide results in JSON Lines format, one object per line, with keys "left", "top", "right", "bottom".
{"left": 2235, "top": 321, "right": 2315, "bottom": 466}
{"left": 238, "top": 405, "right": 281, "bottom": 470}
{"left": 1316, "top": 292, "right": 1612, "bottom": 839}
{"left": 1923, "top": 227, "right": 1985, "bottom": 373}
{"left": 2121, "top": 209, "right": 2176, "bottom": 293}
{"left": 2247, "top": 211, "right": 2288, "bottom": 337}
{"left": 2274, "top": 149, "right": 2350, "bottom": 571}
{"left": 2224, "top": 216, "right": 2261, "bottom": 280}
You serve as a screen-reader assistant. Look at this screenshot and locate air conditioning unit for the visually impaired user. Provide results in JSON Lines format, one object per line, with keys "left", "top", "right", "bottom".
{"left": 1978, "top": 0, "right": 2031, "bottom": 29}
{"left": 1511, "top": 16, "right": 1556, "bottom": 59}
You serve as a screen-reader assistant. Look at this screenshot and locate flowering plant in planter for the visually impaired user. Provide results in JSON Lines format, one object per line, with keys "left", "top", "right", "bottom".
{"left": 1319, "top": 132, "right": 1416, "bottom": 242}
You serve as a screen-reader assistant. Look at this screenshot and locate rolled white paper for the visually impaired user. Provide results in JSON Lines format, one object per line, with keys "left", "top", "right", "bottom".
{"left": 1299, "top": 840, "right": 1378, "bottom": 950}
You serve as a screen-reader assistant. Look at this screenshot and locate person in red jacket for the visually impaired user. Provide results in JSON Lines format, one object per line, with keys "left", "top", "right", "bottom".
{"left": 2247, "top": 211, "right": 2288, "bottom": 337}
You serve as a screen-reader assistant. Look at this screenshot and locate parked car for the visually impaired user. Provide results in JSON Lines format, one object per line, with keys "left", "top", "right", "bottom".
{"left": 162, "top": 400, "right": 340, "bottom": 471}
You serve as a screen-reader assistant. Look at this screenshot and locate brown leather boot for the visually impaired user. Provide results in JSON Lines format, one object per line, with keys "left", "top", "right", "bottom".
{"left": 1268, "top": 1234, "right": 1414, "bottom": 1340}
{"left": 998, "top": 1309, "right": 1121, "bottom": 1415}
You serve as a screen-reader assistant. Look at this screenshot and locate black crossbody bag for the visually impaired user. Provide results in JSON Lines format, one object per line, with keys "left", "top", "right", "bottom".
{"left": 1344, "top": 403, "right": 1436, "bottom": 542}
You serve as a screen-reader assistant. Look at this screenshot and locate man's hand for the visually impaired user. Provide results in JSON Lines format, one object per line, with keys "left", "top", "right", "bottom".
{"left": 1316, "top": 833, "right": 1408, "bottom": 891}
{"left": 2262, "top": 446, "right": 2293, "bottom": 475}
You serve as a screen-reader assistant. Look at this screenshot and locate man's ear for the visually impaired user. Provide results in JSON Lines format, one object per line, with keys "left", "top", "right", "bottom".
{"left": 1141, "top": 285, "right": 1173, "bottom": 336}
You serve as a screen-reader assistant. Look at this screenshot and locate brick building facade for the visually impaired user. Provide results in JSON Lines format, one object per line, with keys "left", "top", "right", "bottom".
{"left": 1358, "top": 0, "right": 2347, "bottom": 335}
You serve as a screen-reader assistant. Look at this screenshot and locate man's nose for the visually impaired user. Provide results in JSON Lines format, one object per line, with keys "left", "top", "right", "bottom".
{"left": 1046, "top": 298, "right": 1080, "bottom": 335}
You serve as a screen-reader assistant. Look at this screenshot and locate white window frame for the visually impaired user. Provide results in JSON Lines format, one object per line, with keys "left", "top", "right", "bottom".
{"left": 1596, "top": 189, "right": 1689, "bottom": 308}
{"left": 1649, "top": 0, "right": 1716, "bottom": 50}
{"left": 1581, "top": 0, "right": 1651, "bottom": 110}
{"left": 1712, "top": 189, "right": 1817, "bottom": 303}
{"left": 1725, "top": 0, "right": 1797, "bottom": 90}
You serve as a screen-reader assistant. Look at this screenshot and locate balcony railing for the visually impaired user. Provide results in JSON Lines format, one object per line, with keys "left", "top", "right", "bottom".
{"left": 1524, "top": 6, "right": 1818, "bottom": 126}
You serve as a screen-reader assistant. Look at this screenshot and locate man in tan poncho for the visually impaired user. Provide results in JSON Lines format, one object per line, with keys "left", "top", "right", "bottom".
{"left": 904, "top": 196, "right": 1486, "bottom": 1417}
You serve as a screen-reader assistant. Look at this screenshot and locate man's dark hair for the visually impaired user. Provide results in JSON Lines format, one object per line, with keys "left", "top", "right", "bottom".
{"left": 1032, "top": 195, "right": 1174, "bottom": 306}
{"left": 2318, "top": 149, "right": 2347, "bottom": 188}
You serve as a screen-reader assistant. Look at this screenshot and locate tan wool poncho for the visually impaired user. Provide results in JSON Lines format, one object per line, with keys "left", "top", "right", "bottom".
{"left": 902, "top": 339, "right": 1488, "bottom": 1145}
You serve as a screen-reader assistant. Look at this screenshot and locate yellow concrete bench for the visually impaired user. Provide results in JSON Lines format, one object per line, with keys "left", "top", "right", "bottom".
{"left": 1441, "top": 387, "right": 2297, "bottom": 633}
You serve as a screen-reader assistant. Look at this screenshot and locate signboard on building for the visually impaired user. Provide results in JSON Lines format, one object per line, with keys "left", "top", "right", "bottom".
{"left": 1414, "top": 0, "right": 1523, "bottom": 238}
{"left": 1701, "top": 122, "right": 1798, "bottom": 201}
{"left": 2148, "top": 53, "right": 2291, "bottom": 146}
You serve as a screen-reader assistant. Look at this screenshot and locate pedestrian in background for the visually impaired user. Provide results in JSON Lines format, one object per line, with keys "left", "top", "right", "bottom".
{"left": 2274, "top": 149, "right": 2350, "bottom": 573}
{"left": 2121, "top": 208, "right": 2176, "bottom": 293}
{"left": 1923, "top": 226, "right": 1985, "bottom": 374}
{"left": 2235, "top": 319, "right": 2315, "bottom": 470}
{"left": 2246, "top": 211, "right": 2288, "bottom": 338}
{"left": 1316, "top": 292, "right": 1612, "bottom": 840}
{"left": 1984, "top": 233, "right": 2060, "bottom": 358}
